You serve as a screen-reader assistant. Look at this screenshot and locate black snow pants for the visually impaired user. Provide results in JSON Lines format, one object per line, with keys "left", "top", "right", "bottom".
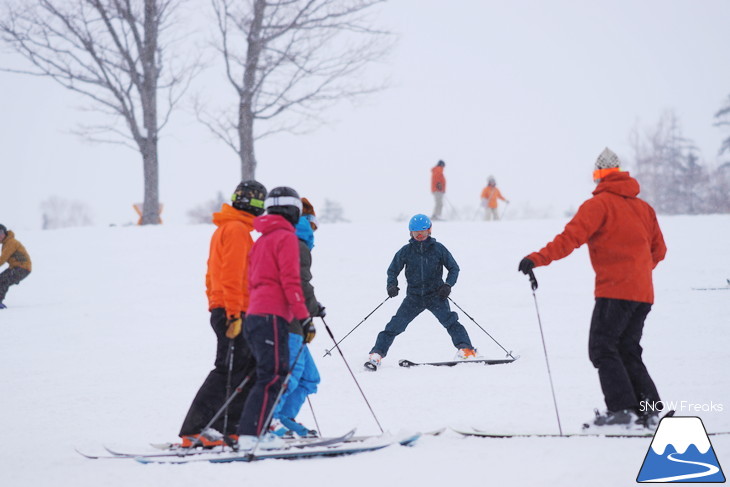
{"left": 179, "top": 308, "right": 256, "bottom": 437}
{"left": 0, "top": 267, "right": 30, "bottom": 302}
{"left": 588, "top": 297, "right": 660, "bottom": 413}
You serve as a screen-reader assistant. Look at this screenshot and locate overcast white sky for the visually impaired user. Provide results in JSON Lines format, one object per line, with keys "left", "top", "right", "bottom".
{"left": 2, "top": 0, "right": 730, "bottom": 230}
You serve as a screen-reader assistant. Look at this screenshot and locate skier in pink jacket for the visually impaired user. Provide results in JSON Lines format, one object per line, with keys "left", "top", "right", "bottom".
{"left": 236, "top": 187, "right": 311, "bottom": 449}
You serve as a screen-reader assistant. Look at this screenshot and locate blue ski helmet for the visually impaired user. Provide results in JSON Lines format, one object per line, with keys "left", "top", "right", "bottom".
{"left": 408, "top": 214, "right": 432, "bottom": 231}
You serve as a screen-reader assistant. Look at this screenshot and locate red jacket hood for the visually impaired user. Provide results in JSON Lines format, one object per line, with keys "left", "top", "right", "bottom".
{"left": 212, "top": 204, "right": 255, "bottom": 229}
{"left": 593, "top": 171, "right": 640, "bottom": 198}
{"left": 254, "top": 214, "right": 294, "bottom": 234}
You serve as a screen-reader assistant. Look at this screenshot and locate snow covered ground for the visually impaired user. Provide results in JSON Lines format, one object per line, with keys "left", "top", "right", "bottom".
{"left": 1, "top": 215, "right": 728, "bottom": 486}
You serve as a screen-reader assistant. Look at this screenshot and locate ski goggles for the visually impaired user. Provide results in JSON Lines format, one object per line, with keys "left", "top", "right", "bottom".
{"left": 593, "top": 167, "right": 621, "bottom": 181}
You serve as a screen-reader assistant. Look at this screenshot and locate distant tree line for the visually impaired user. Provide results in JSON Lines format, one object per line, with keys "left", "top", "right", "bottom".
{"left": 630, "top": 110, "right": 730, "bottom": 215}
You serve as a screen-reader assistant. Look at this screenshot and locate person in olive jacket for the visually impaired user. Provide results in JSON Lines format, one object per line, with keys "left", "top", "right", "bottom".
{"left": 0, "top": 224, "right": 32, "bottom": 309}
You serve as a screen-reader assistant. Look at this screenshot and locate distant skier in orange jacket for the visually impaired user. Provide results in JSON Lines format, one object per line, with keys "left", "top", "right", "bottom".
{"left": 431, "top": 160, "right": 446, "bottom": 220}
{"left": 480, "top": 176, "right": 508, "bottom": 221}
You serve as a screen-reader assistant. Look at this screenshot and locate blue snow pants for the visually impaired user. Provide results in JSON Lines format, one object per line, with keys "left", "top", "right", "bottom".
{"left": 237, "top": 314, "right": 289, "bottom": 436}
{"left": 274, "top": 333, "right": 321, "bottom": 420}
{"left": 370, "top": 293, "right": 473, "bottom": 357}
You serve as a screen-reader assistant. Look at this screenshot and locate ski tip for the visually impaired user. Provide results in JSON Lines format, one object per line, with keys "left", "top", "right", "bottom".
{"left": 75, "top": 448, "right": 101, "bottom": 459}
{"left": 398, "top": 359, "right": 415, "bottom": 368}
{"left": 397, "top": 432, "right": 422, "bottom": 446}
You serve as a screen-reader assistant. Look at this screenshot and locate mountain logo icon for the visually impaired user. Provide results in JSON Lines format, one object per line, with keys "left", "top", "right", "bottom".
{"left": 637, "top": 416, "right": 725, "bottom": 483}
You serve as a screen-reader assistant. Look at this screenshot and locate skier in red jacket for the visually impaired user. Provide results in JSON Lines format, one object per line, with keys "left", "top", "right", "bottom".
{"left": 518, "top": 148, "right": 667, "bottom": 430}
{"left": 236, "top": 187, "right": 311, "bottom": 449}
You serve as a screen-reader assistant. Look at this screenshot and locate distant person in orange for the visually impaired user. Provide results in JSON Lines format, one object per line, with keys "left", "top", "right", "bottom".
{"left": 431, "top": 160, "right": 446, "bottom": 220}
{"left": 480, "top": 176, "right": 508, "bottom": 221}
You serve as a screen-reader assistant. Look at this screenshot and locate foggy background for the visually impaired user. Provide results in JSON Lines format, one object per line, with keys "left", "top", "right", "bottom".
{"left": 2, "top": 0, "right": 730, "bottom": 230}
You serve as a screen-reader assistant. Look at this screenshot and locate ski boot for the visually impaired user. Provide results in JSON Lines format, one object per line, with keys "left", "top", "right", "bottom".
{"left": 583, "top": 408, "right": 644, "bottom": 432}
{"left": 180, "top": 428, "right": 227, "bottom": 449}
{"left": 280, "top": 417, "right": 319, "bottom": 438}
{"left": 269, "top": 418, "right": 296, "bottom": 439}
{"left": 364, "top": 352, "right": 382, "bottom": 371}
{"left": 455, "top": 348, "right": 478, "bottom": 360}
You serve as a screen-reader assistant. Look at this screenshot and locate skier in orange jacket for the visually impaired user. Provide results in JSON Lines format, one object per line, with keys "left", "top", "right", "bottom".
{"left": 480, "top": 176, "right": 508, "bottom": 221}
{"left": 431, "top": 160, "right": 446, "bottom": 220}
{"left": 518, "top": 148, "right": 666, "bottom": 430}
{"left": 178, "top": 180, "right": 267, "bottom": 447}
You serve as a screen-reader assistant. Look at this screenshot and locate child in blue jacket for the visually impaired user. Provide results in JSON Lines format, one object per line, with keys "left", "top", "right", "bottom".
{"left": 365, "top": 214, "right": 476, "bottom": 370}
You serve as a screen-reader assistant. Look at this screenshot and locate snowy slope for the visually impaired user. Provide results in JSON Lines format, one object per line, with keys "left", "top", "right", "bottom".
{"left": 0, "top": 215, "right": 728, "bottom": 487}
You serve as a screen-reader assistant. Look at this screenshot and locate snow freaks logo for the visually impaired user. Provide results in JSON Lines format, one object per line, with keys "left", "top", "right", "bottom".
{"left": 637, "top": 416, "right": 726, "bottom": 483}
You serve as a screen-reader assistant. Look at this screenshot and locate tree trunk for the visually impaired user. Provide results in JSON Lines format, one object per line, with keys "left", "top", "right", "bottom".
{"left": 238, "top": 0, "right": 266, "bottom": 181}
{"left": 141, "top": 139, "right": 160, "bottom": 224}
{"left": 140, "top": 0, "right": 160, "bottom": 224}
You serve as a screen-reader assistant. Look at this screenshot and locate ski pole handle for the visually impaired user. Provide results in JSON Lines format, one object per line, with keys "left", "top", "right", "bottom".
{"left": 528, "top": 269, "right": 538, "bottom": 291}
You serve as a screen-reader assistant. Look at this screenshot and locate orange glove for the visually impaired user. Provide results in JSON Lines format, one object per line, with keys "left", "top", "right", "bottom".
{"left": 225, "top": 314, "right": 243, "bottom": 339}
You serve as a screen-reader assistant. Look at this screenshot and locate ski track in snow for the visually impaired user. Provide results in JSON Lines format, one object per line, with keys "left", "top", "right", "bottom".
{"left": 0, "top": 215, "right": 728, "bottom": 487}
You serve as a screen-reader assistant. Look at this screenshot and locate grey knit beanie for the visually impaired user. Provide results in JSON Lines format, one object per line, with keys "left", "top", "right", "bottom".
{"left": 595, "top": 147, "right": 621, "bottom": 170}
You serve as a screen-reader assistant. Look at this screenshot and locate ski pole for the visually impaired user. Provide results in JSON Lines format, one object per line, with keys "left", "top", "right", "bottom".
{"left": 526, "top": 270, "right": 563, "bottom": 436}
{"left": 445, "top": 196, "right": 461, "bottom": 220}
{"left": 307, "top": 397, "right": 322, "bottom": 437}
{"left": 248, "top": 340, "right": 309, "bottom": 457}
{"left": 322, "top": 296, "right": 390, "bottom": 357}
{"left": 222, "top": 339, "right": 235, "bottom": 435}
{"left": 447, "top": 297, "right": 516, "bottom": 360}
{"left": 500, "top": 201, "right": 510, "bottom": 220}
{"left": 321, "top": 317, "right": 384, "bottom": 434}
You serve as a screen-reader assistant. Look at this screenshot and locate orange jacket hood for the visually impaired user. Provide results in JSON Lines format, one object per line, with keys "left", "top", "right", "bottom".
{"left": 212, "top": 203, "right": 256, "bottom": 228}
{"left": 592, "top": 171, "right": 639, "bottom": 198}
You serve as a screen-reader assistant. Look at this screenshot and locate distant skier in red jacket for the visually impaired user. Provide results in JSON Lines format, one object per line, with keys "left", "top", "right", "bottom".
{"left": 236, "top": 187, "right": 311, "bottom": 449}
{"left": 518, "top": 148, "right": 667, "bottom": 430}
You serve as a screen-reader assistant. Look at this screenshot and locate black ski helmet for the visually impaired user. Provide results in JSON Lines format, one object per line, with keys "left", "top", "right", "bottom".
{"left": 265, "top": 186, "right": 302, "bottom": 225}
{"left": 232, "top": 180, "right": 267, "bottom": 216}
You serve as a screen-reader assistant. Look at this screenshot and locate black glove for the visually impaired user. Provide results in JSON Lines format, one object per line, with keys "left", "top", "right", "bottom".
{"left": 518, "top": 257, "right": 535, "bottom": 275}
{"left": 387, "top": 285, "right": 399, "bottom": 298}
{"left": 435, "top": 182, "right": 443, "bottom": 191}
{"left": 302, "top": 317, "right": 316, "bottom": 344}
{"left": 315, "top": 302, "right": 326, "bottom": 318}
{"left": 437, "top": 284, "right": 451, "bottom": 298}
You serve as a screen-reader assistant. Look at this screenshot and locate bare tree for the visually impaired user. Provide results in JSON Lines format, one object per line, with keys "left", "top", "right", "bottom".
{"left": 40, "top": 196, "right": 94, "bottom": 229}
{"left": 0, "top": 0, "right": 197, "bottom": 224}
{"left": 196, "top": 0, "right": 393, "bottom": 180}
{"left": 715, "top": 94, "right": 730, "bottom": 156}
{"left": 187, "top": 190, "right": 226, "bottom": 224}
{"left": 630, "top": 110, "right": 712, "bottom": 214}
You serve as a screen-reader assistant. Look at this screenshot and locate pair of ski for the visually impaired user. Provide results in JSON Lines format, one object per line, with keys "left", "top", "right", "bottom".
{"left": 454, "top": 426, "right": 730, "bottom": 439}
{"left": 454, "top": 411, "right": 730, "bottom": 439}
{"left": 76, "top": 429, "right": 422, "bottom": 463}
{"left": 364, "top": 356, "right": 518, "bottom": 371}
